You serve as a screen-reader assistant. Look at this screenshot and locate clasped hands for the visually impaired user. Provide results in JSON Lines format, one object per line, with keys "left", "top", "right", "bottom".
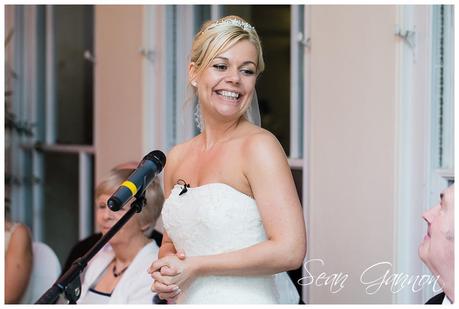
{"left": 148, "top": 250, "right": 196, "bottom": 301}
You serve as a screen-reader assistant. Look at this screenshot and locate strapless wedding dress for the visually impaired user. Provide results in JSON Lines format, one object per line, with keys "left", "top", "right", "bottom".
{"left": 161, "top": 182, "right": 300, "bottom": 304}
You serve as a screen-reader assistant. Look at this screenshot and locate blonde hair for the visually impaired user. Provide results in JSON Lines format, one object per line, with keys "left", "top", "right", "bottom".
{"left": 95, "top": 168, "right": 164, "bottom": 236}
{"left": 190, "top": 15, "right": 265, "bottom": 80}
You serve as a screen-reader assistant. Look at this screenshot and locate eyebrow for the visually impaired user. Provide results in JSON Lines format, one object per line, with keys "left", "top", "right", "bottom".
{"left": 213, "top": 57, "right": 257, "bottom": 66}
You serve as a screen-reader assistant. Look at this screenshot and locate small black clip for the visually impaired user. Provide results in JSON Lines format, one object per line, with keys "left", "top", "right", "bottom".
{"left": 177, "top": 179, "right": 191, "bottom": 196}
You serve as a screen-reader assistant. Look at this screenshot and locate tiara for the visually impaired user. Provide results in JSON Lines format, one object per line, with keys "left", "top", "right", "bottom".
{"left": 207, "top": 18, "right": 255, "bottom": 32}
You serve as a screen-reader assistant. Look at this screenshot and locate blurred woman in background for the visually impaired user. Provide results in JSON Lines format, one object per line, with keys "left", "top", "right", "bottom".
{"left": 4, "top": 199, "right": 33, "bottom": 304}
{"left": 77, "top": 167, "right": 164, "bottom": 304}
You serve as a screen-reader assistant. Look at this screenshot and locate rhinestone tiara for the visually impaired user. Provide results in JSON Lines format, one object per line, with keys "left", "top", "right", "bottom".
{"left": 207, "top": 18, "right": 255, "bottom": 32}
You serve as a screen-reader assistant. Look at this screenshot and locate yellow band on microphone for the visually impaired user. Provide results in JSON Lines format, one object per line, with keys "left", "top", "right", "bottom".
{"left": 121, "top": 181, "right": 138, "bottom": 196}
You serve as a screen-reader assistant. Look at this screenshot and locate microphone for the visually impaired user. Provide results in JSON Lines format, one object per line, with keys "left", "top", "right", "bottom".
{"left": 108, "top": 150, "right": 166, "bottom": 211}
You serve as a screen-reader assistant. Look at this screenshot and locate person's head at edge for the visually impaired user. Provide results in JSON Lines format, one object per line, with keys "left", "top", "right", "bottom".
{"left": 419, "top": 185, "right": 454, "bottom": 302}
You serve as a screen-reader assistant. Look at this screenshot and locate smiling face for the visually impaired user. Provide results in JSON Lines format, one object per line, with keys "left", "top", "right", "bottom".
{"left": 419, "top": 186, "right": 454, "bottom": 279}
{"left": 190, "top": 39, "right": 258, "bottom": 124}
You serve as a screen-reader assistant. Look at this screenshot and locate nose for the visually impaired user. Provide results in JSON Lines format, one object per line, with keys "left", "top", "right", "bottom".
{"left": 102, "top": 207, "right": 115, "bottom": 221}
{"left": 225, "top": 67, "right": 241, "bottom": 84}
{"left": 422, "top": 204, "right": 440, "bottom": 223}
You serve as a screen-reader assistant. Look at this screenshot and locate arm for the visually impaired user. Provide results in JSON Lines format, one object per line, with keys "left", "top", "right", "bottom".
{"left": 158, "top": 232, "right": 186, "bottom": 271}
{"left": 159, "top": 231, "right": 178, "bottom": 258}
{"left": 157, "top": 145, "right": 183, "bottom": 259}
{"left": 202, "top": 132, "right": 306, "bottom": 274}
{"left": 151, "top": 132, "right": 306, "bottom": 285}
{"left": 149, "top": 145, "right": 185, "bottom": 299}
{"left": 5, "top": 224, "right": 33, "bottom": 304}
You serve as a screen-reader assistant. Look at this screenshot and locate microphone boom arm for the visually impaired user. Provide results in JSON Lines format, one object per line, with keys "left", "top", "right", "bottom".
{"left": 35, "top": 193, "right": 147, "bottom": 304}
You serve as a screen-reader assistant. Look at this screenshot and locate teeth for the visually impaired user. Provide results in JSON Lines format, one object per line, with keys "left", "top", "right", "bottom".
{"left": 218, "top": 90, "right": 240, "bottom": 99}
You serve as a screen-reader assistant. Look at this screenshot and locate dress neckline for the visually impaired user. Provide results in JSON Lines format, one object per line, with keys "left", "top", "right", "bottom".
{"left": 173, "top": 182, "right": 255, "bottom": 201}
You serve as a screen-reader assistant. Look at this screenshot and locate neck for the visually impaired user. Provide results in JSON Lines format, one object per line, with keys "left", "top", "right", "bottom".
{"left": 110, "top": 235, "right": 149, "bottom": 264}
{"left": 201, "top": 118, "right": 242, "bottom": 149}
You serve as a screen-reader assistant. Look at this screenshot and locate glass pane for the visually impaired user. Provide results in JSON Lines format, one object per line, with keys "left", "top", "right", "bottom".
{"left": 291, "top": 167, "right": 303, "bottom": 205}
{"left": 54, "top": 5, "right": 94, "bottom": 145}
{"left": 222, "top": 5, "right": 291, "bottom": 155}
{"left": 193, "top": 5, "right": 211, "bottom": 31}
{"left": 22, "top": 150, "right": 34, "bottom": 229}
{"left": 43, "top": 152, "right": 80, "bottom": 264}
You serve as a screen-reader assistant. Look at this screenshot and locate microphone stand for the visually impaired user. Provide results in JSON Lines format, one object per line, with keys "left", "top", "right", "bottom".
{"left": 35, "top": 193, "right": 147, "bottom": 304}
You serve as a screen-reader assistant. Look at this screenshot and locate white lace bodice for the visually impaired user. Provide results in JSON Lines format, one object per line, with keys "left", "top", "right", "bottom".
{"left": 161, "top": 183, "right": 299, "bottom": 304}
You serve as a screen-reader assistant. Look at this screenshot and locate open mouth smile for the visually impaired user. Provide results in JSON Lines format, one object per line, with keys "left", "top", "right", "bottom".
{"left": 216, "top": 90, "right": 241, "bottom": 101}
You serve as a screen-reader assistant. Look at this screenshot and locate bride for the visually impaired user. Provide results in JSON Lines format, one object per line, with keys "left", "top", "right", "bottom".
{"left": 148, "top": 15, "right": 307, "bottom": 304}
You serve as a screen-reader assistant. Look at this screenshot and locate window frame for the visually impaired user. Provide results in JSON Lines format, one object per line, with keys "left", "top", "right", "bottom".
{"left": 8, "top": 5, "right": 95, "bottom": 243}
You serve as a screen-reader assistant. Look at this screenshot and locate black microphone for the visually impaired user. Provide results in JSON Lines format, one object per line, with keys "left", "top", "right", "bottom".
{"left": 108, "top": 150, "right": 166, "bottom": 211}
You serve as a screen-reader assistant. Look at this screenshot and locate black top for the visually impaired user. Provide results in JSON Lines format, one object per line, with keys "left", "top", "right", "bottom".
{"left": 426, "top": 292, "right": 445, "bottom": 304}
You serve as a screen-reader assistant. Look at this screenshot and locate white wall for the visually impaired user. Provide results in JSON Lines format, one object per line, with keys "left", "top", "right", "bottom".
{"left": 307, "top": 5, "right": 397, "bottom": 303}
{"left": 94, "top": 6, "right": 144, "bottom": 183}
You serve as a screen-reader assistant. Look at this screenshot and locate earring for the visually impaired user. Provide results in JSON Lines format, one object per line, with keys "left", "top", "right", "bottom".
{"left": 191, "top": 81, "right": 197, "bottom": 87}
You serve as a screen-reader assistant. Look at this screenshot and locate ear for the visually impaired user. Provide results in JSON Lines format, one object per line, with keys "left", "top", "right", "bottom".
{"left": 189, "top": 62, "right": 198, "bottom": 85}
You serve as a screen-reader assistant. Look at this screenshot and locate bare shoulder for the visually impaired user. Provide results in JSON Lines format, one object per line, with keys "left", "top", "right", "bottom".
{"left": 239, "top": 127, "right": 289, "bottom": 184}
{"left": 242, "top": 127, "right": 286, "bottom": 160}
{"left": 11, "top": 223, "right": 32, "bottom": 239}
{"left": 8, "top": 224, "right": 32, "bottom": 250}
{"left": 166, "top": 143, "right": 184, "bottom": 167}
{"left": 166, "top": 137, "right": 196, "bottom": 166}
{"left": 164, "top": 136, "right": 200, "bottom": 187}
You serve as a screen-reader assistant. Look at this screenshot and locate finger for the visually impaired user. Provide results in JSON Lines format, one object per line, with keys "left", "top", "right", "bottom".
{"left": 176, "top": 249, "right": 186, "bottom": 260}
{"left": 148, "top": 262, "right": 163, "bottom": 274}
{"left": 169, "top": 295, "right": 179, "bottom": 303}
{"left": 151, "top": 271, "right": 175, "bottom": 286}
{"left": 153, "top": 280, "right": 180, "bottom": 294}
{"left": 148, "top": 258, "right": 170, "bottom": 273}
{"left": 151, "top": 271, "right": 164, "bottom": 282}
{"left": 148, "top": 263, "right": 160, "bottom": 274}
{"left": 158, "top": 288, "right": 182, "bottom": 300}
{"left": 160, "top": 265, "right": 178, "bottom": 276}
